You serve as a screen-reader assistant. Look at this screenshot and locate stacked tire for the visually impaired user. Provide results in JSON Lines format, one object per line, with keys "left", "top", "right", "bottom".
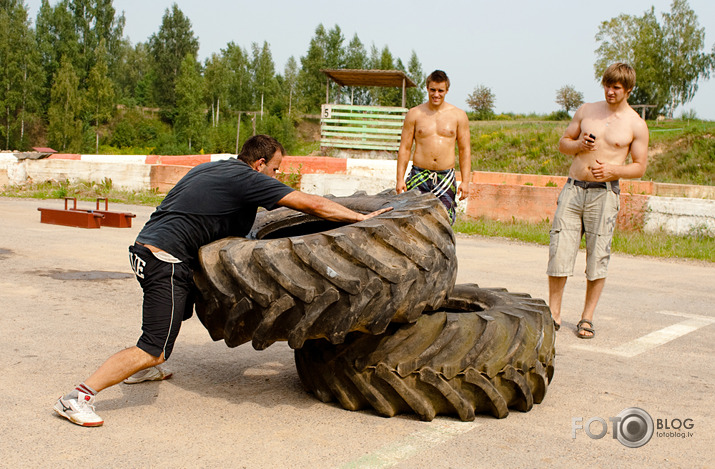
{"left": 295, "top": 284, "right": 555, "bottom": 421}
{"left": 194, "top": 190, "right": 458, "bottom": 350}
{"left": 194, "top": 189, "right": 556, "bottom": 421}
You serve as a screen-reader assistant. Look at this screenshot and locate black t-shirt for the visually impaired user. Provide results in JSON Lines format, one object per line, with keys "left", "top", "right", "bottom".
{"left": 136, "top": 158, "right": 294, "bottom": 266}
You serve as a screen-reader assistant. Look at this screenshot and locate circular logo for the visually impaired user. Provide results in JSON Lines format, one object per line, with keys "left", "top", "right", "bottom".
{"left": 615, "top": 407, "right": 654, "bottom": 448}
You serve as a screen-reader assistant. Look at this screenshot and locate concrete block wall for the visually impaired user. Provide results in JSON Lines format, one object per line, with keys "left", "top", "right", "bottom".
{"left": 0, "top": 153, "right": 232, "bottom": 192}
{"left": 1, "top": 153, "right": 713, "bottom": 236}
{"left": 645, "top": 196, "right": 715, "bottom": 236}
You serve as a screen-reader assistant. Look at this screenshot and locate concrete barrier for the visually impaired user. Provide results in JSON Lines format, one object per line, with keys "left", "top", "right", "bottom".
{"left": 466, "top": 184, "right": 559, "bottom": 224}
{"left": 300, "top": 173, "right": 395, "bottom": 197}
{"left": 652, "top": 182, "right": 715, "bottom": 199}
{"left": 25, "top": 159, "right": 152, "bottom": 191}
{"left": 1, "top": 152, "right": 713, "bottom": 236}
{"left": 645, "top": 196, "right": 715, "bottom": 236}
{"left": 464, "top": 182, "right": 652, "bottom": 231}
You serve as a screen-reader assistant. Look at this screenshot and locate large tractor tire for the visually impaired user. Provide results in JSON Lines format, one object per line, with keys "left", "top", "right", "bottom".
{"left": 194, "top": 190, "right": 457, "bottom": 350}
{"left": 294, "top": 284, "right": 556, "bottom": 421}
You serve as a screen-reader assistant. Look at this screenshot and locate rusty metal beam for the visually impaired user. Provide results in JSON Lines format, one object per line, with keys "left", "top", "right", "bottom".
{"left": 74, "top": 198, "right": 137, "bottom": 228}
{"left": 38, "top": 198, "right": 103, "bottom": 229}
{"left": 38, "top": 197, "right": 136, "bottom": 229}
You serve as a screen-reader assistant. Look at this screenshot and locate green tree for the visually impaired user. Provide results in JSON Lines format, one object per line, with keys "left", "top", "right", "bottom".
{"left": 555, "top": 84, "right": 584, "bottom": 114}
{"left": 174, "top": 54, "right": 204, "bottom": 151}
{"left": 298, "top": 24, "right": 346, "bottom": 112}
{"left": 299, "top": 24, "right": 329, "bottom": 113}
{"left": 661, "top": 0, "right": 714, "bottom": 115}
{"left": 114, "top": 41, "right": 153, "bottom": 105}
{"left": 372, "top": 46, "right": 400, "bottom": 106}
{"left": 35, "top": 0, "right": 79, "bottom": 112}
{"left": 324, "top": 25, "right": 345, "bottom": 69}
{"left": 86, "top": 40, "right": 114, "bottom": 153}
{"left": 595, "top": 0, "right": 714, "bottom": 118}
{"left": 48, "top": 56, "right": 83, "bottom": 152}
{"left": 282, "top": 56, "right": 299, "bottom": 117}
{"left": 324, "top": 25, "right": 345, "bottom": 103}
{"left": 223, "top": 42, "right": 252, "bottom": 112}
{"left": 406, "top": 50, "right": 425, "bottom": 108}
{"left": 148, "top": 4, "right": 199, "bottom": 120}
{"left": 344, "top": 33, "right": 370, "bottom": 105}
{"left": 251, "top": 41, "right": 277, "bottom": 118}
{"left": 204, "top": 52, "right": 229, "bottom": 127}
{"left": 68, "top": 0, "right": 125, "bottom": 82}
{"left": 368, "top": 43, "right": 380, "bottom": 69}
{"left": 467, "top": 85, "right": 496, "bottom": 119}
{"left": 0, "top": 0, "right": 43, "bottom": 150}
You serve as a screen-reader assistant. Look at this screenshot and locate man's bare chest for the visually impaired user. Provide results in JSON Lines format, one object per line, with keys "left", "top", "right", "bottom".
{"left": 581, "top": 117, "right": 633, "bottom": 150}
{"left": 415, "top": 118, "right": 457, "bottom": 139}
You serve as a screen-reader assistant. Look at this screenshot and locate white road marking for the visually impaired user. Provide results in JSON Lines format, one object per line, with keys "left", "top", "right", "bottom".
{"left": 340, "top": 420, "right": 478, "bottom": 469}
{"left": 571, "top": 311, "right": 714, "bottom": 358}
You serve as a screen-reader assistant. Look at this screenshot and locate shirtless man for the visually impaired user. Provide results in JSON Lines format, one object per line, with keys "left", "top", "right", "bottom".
{"left": 547, "top": 62, "right": 649, "bottom": 338}
{"left": 396, "top": 70, "right": 471, "bottom": 224}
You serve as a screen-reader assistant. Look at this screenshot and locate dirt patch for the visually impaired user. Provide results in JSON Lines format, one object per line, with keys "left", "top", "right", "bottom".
{"left": 649, "top": 143, "right": 665, "bottom": 157}
{"left": 297, "top": 119, "right": 320, "bottom": 141}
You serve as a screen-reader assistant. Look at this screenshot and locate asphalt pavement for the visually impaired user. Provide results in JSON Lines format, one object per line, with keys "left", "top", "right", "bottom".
{"left": 0, "top": 197, "right": 712, "bottom": 468}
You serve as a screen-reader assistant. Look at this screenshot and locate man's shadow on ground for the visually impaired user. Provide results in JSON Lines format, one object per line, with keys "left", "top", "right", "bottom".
{"left": 97, "top": 339, "right": 325, "bottom": 413}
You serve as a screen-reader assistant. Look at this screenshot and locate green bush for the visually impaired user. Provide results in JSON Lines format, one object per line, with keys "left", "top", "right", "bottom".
{"left": 545, "top": 110, "right": 571, "bottom": 121}
{"left": 256, "top": 115, "right": 298, "bottom": 153}
{"left": 108, "top": 108, "right": 172, "bottom": 151}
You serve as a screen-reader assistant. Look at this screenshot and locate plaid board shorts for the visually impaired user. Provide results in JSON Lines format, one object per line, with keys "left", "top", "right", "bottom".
{"left": 405, "top": 165, "right": 457, "bottom": 224}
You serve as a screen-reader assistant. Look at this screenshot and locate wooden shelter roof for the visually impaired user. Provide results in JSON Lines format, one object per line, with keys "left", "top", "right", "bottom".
{"left": 32, "top": 147, "right": 57, "bottom": 153}
{"left": 320, "top": 69, "right": 417, "bottom": 88}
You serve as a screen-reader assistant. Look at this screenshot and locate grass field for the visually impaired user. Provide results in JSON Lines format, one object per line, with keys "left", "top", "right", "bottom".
{"left": 464, "top": 118, "right": 714, "bottom": 186}
{"left": 297, "top": 117, "right": 714, "bottom": 186}
{"left": 454, "top": 217, "right": 714, "bottom": 263}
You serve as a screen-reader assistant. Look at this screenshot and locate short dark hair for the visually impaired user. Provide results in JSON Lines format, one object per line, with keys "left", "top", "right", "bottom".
{"left": 426, "top": 70, "right": 450, "bottom": 89}
{"left": 237, "top": 134, "right": 285, "bottom": 165}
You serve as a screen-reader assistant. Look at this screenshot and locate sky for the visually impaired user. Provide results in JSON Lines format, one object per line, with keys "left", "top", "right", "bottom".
{"left": 25, "top": 0, "right": 715, "bottom": 120}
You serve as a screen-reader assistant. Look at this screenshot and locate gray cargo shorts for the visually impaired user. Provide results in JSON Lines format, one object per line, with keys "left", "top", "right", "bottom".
{"left": 547, "top": 179, "right": 620, "bottom": 281}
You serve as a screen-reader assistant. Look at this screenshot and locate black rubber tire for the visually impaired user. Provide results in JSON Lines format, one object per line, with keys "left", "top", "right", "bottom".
{"left": 294, "top": 284, "right": 556, "bottom": 421}
{"left": 193, "top": 189, "right": 457, "bottom": 350}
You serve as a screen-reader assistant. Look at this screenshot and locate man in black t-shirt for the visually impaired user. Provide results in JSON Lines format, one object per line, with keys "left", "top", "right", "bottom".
{"left": 54, "top": 135, "right": 391, "bottom": 427}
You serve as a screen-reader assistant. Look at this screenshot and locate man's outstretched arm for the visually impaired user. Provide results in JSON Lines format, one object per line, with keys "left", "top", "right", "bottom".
{"left": 277, "top": 191, "right": 391, "bottom": 222}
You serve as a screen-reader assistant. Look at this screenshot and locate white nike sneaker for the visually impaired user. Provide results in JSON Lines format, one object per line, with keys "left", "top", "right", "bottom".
{"left": 53, "top": 392, "right": 104, "bottom": 427}
{"left": 123, "top": 365, "right": 173, "bottom": 384}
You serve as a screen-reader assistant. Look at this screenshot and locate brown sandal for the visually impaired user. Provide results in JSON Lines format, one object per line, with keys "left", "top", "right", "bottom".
{"left": 576, "top": 319, "right": 595, "bottom": 339}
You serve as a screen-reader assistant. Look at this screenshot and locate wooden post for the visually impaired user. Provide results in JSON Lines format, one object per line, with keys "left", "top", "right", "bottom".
{"left": 235, "top": 111, "right": 242, "bottom": 154}
{"left": 326, "top": 77, "right": 330, "bottom": 104}
{"left": 401, "top": 77, "right": 406, "bottom": 108}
